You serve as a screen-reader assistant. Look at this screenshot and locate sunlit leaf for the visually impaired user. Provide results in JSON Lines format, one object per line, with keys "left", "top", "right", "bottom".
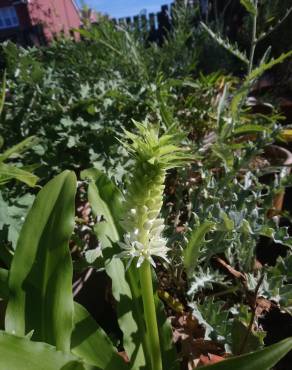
{"left": 5, "top": 171, "right": 77, "bottom": 352}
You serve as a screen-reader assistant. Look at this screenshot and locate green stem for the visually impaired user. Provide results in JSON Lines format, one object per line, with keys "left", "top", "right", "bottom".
{"left": 248, "top": 0, "right": 258, "bottom": 75}
{"left": 139, "top": 261, "right": 163, "bottom": 370}
{"left": 126, "top": 266, "right": 152, "bottom": 367}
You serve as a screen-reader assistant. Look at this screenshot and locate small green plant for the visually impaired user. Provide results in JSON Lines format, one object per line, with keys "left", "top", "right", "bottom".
{"left": 0, "top": 125, "right": 292, "bottom": 369}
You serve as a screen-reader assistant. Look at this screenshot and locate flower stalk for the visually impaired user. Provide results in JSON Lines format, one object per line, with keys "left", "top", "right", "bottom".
{"left": 118, "top": 121, "right": 193, "bottom": 370}
{"left": 139, "top": 260, "right": 162, "bottom": 370}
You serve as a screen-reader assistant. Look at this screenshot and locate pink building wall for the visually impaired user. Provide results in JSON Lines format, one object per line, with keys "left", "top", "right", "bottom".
{"left": 27, "top": 0, "right": 81, "bottom": 40}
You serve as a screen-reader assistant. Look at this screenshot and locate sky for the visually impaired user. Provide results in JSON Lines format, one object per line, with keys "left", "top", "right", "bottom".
{"left": 77, "top": 1, "right": 170, "bottom": 19}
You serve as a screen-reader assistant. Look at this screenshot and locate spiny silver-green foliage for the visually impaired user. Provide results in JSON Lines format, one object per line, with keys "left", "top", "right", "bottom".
{"left": 261, "top": 254, "right": 292, "bottom": 313}
{"left": 200, "top": 22, "right": 249, "bottom": 65}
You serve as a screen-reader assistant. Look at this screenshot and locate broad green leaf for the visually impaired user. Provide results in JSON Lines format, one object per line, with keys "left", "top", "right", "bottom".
{"left": 0, "top": 267, "right": 8, "bottom": 299}
{"left": 184, "top": 221, "right": 215, "bottom": 276}
{"left": 0, "top": 331, "right": 89, "bottom": 370}
{"left": 240, "top": 0, "right": 256, "bottom": 15}
{"left": 85, "top": 169, "right": 178, "bottom": 368}
{"left": 105, "top": 258, "right": 147, "bottom": 369}
{"left": 81, "top": 168, "right": 123, "bottom": 243}
{"left": 83, "top": 170, "right": 147, "bottom": 368}
{"left": 71, "top": 303, "right": 127, "bottom": 369}
{"left": 201, "top": 337, "right": 292, "bottom": 370}
{"left": 5, "top": 171, "right": 77, "bottom": 352}
{"left": 0, "top": 163, "right": 39, "bottom": 187}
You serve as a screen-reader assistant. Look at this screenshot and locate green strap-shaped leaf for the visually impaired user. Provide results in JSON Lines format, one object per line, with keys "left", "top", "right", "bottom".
{"left": 231, "top": 124, "right": 272, "bottom": 137}
{"left": 105, "top": 258, "right": 147, "bottom": 369}
{"left": 202, "top": 337, "right": 292, "bottom": 370}
{"left": 0, "top": 162, "right": 39, "bottom": 187}
{"left": 5, "top": 171, "right": 77, "bottom": 352}
{"left": 0, "top": 267, "right": 8, "bottom": 299}
{"left": 0, "top": 331, "right": 89, "bottom": 370}
{"left": 240, "top": 0, "right": 256, "bottom": 15}
{"left": 184, "top": 221, "right": 215, "bottom": 276}
{"left": 85, "top": 169, "right": 179, "bottom": 369}
{"left": 0, "top": 136, "right": 39, "bottom": 163}
{"left": 71, "top": 303, "right": 128, "bottom": 370}
{"left": 83, "top": 169, "right": 147, "bottom": 368}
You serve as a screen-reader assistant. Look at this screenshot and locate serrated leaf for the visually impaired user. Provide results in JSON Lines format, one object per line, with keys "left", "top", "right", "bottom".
{"left": 5, "top": 171, "right": 77, "bottom": 352}
{"left": 231, "top": 51, "right": 292, "bottom": 118}
{"left": 231, "top": 319, "right": 265, "bottom": 355}
{"left": 201, "top": 22, "right": 249, "bottom": 65}
{"left": 196, "top": 298, "right": 232, "bottom": 342}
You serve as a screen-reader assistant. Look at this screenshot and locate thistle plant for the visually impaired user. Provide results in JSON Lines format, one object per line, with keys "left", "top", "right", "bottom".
{"left": 118, "top": 121, "right": 192, "bottom": 370}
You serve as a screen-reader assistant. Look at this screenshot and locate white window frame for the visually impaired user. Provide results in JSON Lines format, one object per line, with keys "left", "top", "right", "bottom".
{"left": 0, "top": 7, "right": 19, "bottom": 30}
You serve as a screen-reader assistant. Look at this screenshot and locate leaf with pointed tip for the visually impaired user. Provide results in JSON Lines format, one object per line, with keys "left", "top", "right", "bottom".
{"left": 201, "top": 22, "right": 248, "bottom": 65}
{"left": 81, "top": 168, "right": 123, "bottom": 244}
{"left": 5, "top": 171, "right": 77, "bottom": 352}
{"left": 201, "top": 337, "right": 292, "bottom": 370}
{"left": 184, "top": 221, "right": 215, "bottom": 276}
{"left": 240, "top": 0, "right": 256, "bottom": 15}
{"left": 0, "top": 163, "right": 39, "bottom": 187}
{"left": 231, "top": 51, "right": 292, "bottom": 118}
{"left": 0, "top": 136, "right": 39, "bottom": 163}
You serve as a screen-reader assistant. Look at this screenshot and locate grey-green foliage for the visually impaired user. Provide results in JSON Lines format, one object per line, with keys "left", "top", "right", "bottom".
{"left": 260, "top": 253, "right": 292, "bottom": 313}
{"left": 171, "top": 1, "right": 292, "bottom": 349}
{"left": 0, "top": 167, "right": 292, "bottom": 370}
{"left": 0, "top": 2, "right": 208, "bottom": 185}
{"left": 0, "top": 192, "right": 34, "bottom": 248}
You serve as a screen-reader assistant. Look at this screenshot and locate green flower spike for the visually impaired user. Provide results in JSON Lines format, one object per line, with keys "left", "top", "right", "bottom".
{"left": 118, "top": 121, "right": 192, "bottom": 269}
{"left": 117, "top": 121, "right": 193, "bottom": 370}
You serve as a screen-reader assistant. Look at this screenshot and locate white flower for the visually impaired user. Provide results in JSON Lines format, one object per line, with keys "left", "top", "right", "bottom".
{"left": 117, "top": 229, "right": 169, "bottom": 269}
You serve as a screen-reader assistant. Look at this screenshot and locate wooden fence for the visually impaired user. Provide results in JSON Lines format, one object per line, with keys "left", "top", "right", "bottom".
{"left": 112, "top": 0, "right": 247, "bottom": 45}
{"left": 113, "top": 0, "right": 203, "bottom": 44}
